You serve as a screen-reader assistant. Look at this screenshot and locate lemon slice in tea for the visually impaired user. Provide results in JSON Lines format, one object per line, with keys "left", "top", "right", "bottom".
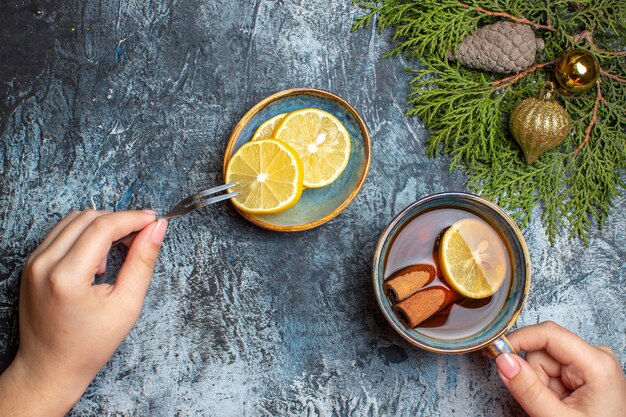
{"left": 439, "top": 218, "right": 508, "bottom": 299}
{"left": 225, "top": 139, "right": 303, "bottom": 214}
{"left": 273, "top": 108, "right": 350, "bottom": 188}
{"left": 251, "top": 113, "right": 287, "bottom": 141}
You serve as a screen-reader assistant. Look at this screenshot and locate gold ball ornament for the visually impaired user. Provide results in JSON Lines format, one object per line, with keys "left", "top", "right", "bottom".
{"left": 509, "top": 82, "right": 571, "bottom": 164}
{"left": 554, "top": 49, "right": 599, "bottom": 94}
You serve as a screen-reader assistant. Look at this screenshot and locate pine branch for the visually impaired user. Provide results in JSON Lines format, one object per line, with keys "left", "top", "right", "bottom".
{"left": 600, "top": 69, "right": 626, "bottom": 84}
{"left": 457, "top": 1, "right": 555, "bottom": 32}
{"left": 573, "top": 79, "right": 603, "bottom": 156}
{"left": 491, "top": 59, "right": 559, "bottom": 90}
{"left": 570, "top": 30, "right": 626, "bottom": 56}
{"left": 353, "top": 0, "right": 626, "bottom": 243}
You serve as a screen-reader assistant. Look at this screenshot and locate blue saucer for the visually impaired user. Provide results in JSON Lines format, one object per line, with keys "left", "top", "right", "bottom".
{"left": 223, "top": 88, "right": 371, "bottom": 232}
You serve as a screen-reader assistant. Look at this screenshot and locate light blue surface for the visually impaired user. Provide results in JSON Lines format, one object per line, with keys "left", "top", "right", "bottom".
{"left": 1, "top": 2, "right": 623, "bottom": 415}
{"left": 227, "top": 91, "right": 369, "bottom": 228}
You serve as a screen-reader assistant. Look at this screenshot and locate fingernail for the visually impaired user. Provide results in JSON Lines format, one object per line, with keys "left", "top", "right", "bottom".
{"left": 149, "top": 219, "right": 168, "bottom": 245}
{"left": 496, "top": 353, "right": 521, "bottom": 379}
{"left": 143, "top": 209, "right": 157, "bottom": 217}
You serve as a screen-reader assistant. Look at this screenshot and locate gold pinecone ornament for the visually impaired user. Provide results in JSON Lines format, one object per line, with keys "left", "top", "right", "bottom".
{"left": 449, "top": 22, "right": 545, "bottom": 73}
{"left": 509, "top": 82, "right": 571, "bottom": 164}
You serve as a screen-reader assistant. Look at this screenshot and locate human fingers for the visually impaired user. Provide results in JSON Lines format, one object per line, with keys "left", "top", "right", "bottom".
{"left": 547, "top": 377, "right": 571, "bottom": 400}
{"left": 112, "top": 219, "right": 167, "bottom": 311}
{"left": 120, "top": 234, "right": 136, "bottom": 248}
{"left": 526, "top": 350, "right": 572, "bottom": 399}
{"left": 526, "top": 350, "right": 562, "bottom": 379}
{"left": 36, "top": 210, "right": 108, "bottom": 264}
{"left": 25, "top": 211, "right": 106, "bottom": 281}
{"left": 96, "top": 257, "right": 107, "bottom": 276}
{"left": 497, "top": 353, "right": 570, "bottom": 417}
{"left": 96, "top": 233, "right": 140, "bottom": 275}
{"left": 595, "top": 346, "right": 621, "bottom": 366}
{"left": 30, "top": 211, "right": 82, "bottom": 258}
{"left": 595, "top": 345, "right": 613, "bottom": 355}
{"left": 54, "top": 211, "right": 157, "bottom": 286}
{"left": 506, "top": 322, "right": 598, "bottom": 371}
{"left": 97, "top": 230, "right": 141, "bottom": 275}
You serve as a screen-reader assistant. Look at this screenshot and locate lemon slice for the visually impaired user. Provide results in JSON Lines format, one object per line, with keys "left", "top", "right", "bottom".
{"left": 273, "top": 108, "right": 350, "bottom": 188}
{"left": 225, "top": 139, "right": 303, "bottom": 214}
{"left": 439, "top": 218, "right": 508, "bottom": 299}
{"left": 251, "top": 113, "right": 287, "bottom": 141}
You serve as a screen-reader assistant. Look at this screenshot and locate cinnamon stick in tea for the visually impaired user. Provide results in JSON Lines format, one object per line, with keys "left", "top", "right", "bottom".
{"left": 393, "top": 286, "right": 462, "bottom": 328}
{"left": 383, "top": 264, "right": 436, "bottom": 302}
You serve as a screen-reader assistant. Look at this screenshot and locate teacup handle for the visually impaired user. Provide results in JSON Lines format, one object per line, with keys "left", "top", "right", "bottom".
{"left": 484, "top": 335, "right": 516, "bottom": 359}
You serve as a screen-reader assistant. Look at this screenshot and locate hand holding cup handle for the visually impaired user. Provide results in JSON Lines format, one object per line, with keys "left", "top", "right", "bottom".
{"left": 493, "top": 322, "right": 626, "bottom": 417}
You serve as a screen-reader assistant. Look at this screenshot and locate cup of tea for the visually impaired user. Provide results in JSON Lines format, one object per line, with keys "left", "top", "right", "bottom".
{"left": 372, "top": 192, "right": 531, "bottom": 357}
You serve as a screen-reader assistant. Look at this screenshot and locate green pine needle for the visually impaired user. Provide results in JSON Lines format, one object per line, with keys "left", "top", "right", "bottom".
{"left": 353, "top": 0, "right": 626, "bottom": 244}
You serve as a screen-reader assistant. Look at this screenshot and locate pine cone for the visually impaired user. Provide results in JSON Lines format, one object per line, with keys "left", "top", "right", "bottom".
{"left": 449, "top": 22, "right": 545, "bottom": 74}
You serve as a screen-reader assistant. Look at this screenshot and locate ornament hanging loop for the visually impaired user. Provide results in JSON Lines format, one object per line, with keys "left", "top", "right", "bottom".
{"left": 539, "top": 81, "right": 556, "bottom": 102}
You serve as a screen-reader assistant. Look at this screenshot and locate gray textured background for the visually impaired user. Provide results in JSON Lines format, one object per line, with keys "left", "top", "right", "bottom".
{"left": 1, "top": 1, "right": 624, "bottom": 416}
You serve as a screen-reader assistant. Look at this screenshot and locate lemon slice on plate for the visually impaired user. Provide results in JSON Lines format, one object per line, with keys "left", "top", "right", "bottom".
{"left": 251, "top": 113, "right": 287, "bottom": 141}
{"left": 225, "top": 139, "right": 303, "bottom": 214}
{"left": 273, "top": 108, "right": 350, "bottom": 188}
{"left": 439, "top": 218, "right": 508, "bottom": 299}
